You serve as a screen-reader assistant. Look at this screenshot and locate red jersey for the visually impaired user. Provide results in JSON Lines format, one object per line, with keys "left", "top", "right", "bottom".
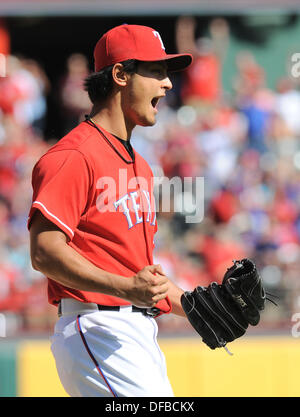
{"left": 28, "top": 120, "right": 171, "bottom": 315}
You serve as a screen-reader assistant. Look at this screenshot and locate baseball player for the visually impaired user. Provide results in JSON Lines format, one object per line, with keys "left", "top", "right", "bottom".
{"left": 28, "top": 24, "right": 193, "bottom": 397}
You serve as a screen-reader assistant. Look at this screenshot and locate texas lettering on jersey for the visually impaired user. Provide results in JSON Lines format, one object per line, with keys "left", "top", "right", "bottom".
{"left": 96, "top": 169, "right": 157, "bottom": 229}
{"left": 113, "top": 190, "right": 156, "bottom": 229}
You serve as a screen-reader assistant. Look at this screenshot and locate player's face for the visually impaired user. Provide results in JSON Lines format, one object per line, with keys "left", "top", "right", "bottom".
{"left": 123, "top": 61, "right": 172, "bottom": 128}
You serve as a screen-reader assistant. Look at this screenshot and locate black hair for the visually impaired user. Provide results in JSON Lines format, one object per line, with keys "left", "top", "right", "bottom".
{"left": 84, "top": 59, "right": 138, "bottom": 104}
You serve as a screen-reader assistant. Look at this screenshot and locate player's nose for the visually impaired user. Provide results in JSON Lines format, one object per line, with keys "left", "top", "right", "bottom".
{"left": 162, "top": 75, "right": 172, "bottom": 91}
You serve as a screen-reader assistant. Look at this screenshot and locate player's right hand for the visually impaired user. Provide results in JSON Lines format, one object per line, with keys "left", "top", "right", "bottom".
{"left": 126, "top": 265, "right": 169, "bottom": 308}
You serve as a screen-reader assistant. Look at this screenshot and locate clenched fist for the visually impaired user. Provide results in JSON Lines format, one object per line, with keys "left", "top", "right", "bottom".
{"left": 125, "top": 264, "right": 169, "bottom": 308}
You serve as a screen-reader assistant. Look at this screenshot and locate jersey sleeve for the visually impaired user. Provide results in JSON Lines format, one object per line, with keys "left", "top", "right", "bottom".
{"left": 27, "top": 150, "right": 92, "bottom": 240}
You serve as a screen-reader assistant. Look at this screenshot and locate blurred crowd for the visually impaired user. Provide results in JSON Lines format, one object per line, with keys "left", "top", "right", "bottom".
{"left": 0, "top": 16, "right": 300, "bottom": 336}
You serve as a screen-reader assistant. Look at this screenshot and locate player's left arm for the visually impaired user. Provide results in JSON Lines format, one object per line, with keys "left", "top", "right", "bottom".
{"left": 154, "top": 269, "right": 187, "bottom": 316}
{"left": 165, "top": 278, "right": 186, "bottom": 317}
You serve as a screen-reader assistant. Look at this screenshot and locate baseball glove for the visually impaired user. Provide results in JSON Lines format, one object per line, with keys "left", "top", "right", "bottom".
{"left": 181, "top": 258, "right": 267, "bottom": 352}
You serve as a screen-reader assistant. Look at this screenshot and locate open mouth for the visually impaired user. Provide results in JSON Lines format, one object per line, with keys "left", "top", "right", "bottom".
{"left": 151, "top": 97, "right": 160, "bottom": 109}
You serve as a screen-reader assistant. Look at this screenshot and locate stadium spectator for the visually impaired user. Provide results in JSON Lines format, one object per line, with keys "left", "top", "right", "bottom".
{"left": 58, "top": 53, "right": 92, "bottom": 135}
{"left": 176, "top": 16, "right": 229, "bottom": 106}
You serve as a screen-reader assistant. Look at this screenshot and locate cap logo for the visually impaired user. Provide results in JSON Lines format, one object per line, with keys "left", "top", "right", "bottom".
{"left": 152, "top": 30, "right": 165, "bottom": 50}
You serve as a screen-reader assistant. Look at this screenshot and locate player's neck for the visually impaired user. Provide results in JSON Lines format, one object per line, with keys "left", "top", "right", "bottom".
{"left": 89, "top": 100, "right": 134, "bottom": 141}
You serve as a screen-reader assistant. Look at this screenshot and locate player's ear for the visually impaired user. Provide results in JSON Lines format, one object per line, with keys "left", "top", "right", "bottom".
{"left": 112, "top": 63, "right": 131, "bottom": 87}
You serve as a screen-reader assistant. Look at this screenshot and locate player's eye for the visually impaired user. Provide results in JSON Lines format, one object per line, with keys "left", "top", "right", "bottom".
{"left": 151, "top": 67, "right": 166, "bottom": 78}
{"left": 151, "top": 67, "right": 161, "bottom": 74}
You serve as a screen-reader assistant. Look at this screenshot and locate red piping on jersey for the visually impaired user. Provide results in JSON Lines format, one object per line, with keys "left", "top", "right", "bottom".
{"left": 76, "top": 315, "right": 118, "bottom": 397}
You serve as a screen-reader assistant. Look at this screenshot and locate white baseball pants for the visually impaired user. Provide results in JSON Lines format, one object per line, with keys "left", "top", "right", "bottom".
{"left": 50, "top": 299, "right": 174, "bottom": 397}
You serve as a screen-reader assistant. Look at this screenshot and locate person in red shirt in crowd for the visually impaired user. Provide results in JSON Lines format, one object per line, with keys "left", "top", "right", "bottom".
{"left": 58, "top": 53, "right": 92, "bottom": 136}
{"left": 210, "top": 187, "right": 240, "bottom": 224}
{"left": 28, "top": 24, "right": 193, "bottom": 397}
{"left": 176, "top": 16, "right": 230, "bottom": 106}
{"left": 0, "top": 18, "right": 9, "bottom": 78}
{"left": 196, "top": 231, "right": 246, "bottom": 284}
